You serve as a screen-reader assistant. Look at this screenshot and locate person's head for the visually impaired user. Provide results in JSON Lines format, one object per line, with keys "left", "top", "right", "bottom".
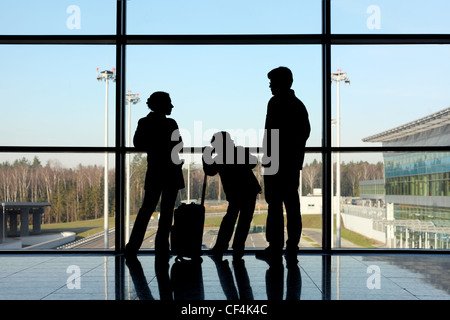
{"left": 268, "top": 66, "right": 293, "bottom": 95}
{"left": 146, "top": 91, "right": 174, "bottom": 115}
{"left": 210, "top": 131, "right": 234, "bottom": 153}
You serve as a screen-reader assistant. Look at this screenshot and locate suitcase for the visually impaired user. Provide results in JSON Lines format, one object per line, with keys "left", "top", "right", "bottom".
{"left": 170, "top": 174, "right": 207, "bottom": 259}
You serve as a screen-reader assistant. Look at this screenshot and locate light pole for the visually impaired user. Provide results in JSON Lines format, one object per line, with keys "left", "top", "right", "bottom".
{"left": 97, "top": 68, "right": 116, "bottom": 249}
{"left": 125, "top": 91, "right": 140, "bottom": 243}
{"left": 331, "top": 119, "right": 336, "bottom": 248}
{"left": 331, "top": 69, "right": 350, "bottom": 248}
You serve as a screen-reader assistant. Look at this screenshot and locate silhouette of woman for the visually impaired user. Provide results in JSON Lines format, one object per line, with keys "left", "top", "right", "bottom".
{"left": 125, "top": 91, "right": 184, "bottom": 258}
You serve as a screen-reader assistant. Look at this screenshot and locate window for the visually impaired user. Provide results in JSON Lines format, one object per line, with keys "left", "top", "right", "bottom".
{"left": 0, "top": 0, "right": 116, "bottom": 35}
{"left": 126, "top": 45, "right": 322, "bottom": 148}
{"left": 127, "top": 0, "right": 321, "bottom": 35}
{"left": 332, "top": 0, "right": 450, "bottom": 34}
{"left": 0, "top": 153, "right": 115, "bottom": 249}
{"left": 332, "top": 45, "right": 450, "bottom": 147}
{"left": 0, "top": 46, "right": 116, "bottom": 147}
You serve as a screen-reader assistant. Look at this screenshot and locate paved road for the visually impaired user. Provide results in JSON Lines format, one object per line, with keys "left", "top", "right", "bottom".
{"left": 70, "top": 213, "right": 327, "bottom": 250}
{"left": 72, "top": 227, "right": 319, "bottom": 250}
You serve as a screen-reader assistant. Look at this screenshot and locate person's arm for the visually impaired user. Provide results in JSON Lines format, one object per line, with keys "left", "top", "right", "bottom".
{"left": 248, "top": 151, "right": 258, "bottom": 170}
{"left": 202, "top": 146, "right": 218, "bottom": 176}
{"left": 167, "top": 119, "right": 184, "bottom": 166}
{"left": 236, "top": 146, "right": 258, "bottom": 169}
{"left": 133, "top": 118, "right": 147, "bottom": 148}
{"left": 261, "top": 99, "right": 274, "bottom": 168}
{"left": 295, "top": 104, "right": 311, "bottom": 170}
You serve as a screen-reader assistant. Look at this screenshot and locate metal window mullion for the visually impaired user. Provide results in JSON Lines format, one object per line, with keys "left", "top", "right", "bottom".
{"left": 322, "top": 0, "right": 332, "bottom": 253}
{"left": 114, "top": 0, "right": 126, "bottom": 255}
{"left": 2, "top": 34, "right": 450, "bottom": 46}
{"left": 114, "top": 0, "right": 127, "bottom": 302}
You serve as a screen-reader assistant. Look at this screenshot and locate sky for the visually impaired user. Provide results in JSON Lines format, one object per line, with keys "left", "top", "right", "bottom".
{"left": 1, "top": 0, "right": 450, "bottom": 168}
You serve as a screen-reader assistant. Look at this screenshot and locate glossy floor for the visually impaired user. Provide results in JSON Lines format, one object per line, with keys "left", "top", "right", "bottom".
{"left": 0, "top": 253, "right": 449, "bottom": 300}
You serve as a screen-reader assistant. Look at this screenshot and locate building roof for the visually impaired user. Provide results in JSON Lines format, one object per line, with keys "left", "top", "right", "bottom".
{"left": 362, "top": 107, "right": 450, "bottom": 143}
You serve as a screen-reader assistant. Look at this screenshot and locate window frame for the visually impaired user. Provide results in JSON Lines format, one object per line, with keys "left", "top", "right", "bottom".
{"left": 0, "top": 0, "right": 449, "bottom": 254}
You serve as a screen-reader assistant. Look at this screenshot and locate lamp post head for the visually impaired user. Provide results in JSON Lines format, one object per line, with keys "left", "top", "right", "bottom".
{"left": 96, "top": 68, "right": 116, "bottom": 82}
{"left": 331, "top": 70, "right": 350, "bottom": 84}
{"left": 126, "top": 92, "right": 141, "bottom": 105}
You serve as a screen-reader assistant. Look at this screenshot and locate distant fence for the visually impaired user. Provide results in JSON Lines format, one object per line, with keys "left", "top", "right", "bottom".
{"left": 342, "top": 204, "right": 386, "bottom": 220}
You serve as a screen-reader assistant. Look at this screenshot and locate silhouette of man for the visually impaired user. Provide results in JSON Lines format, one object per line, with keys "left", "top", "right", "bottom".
{"left": 203, "top": 131, "right": 261, "bottom": 260}
{"left": 125, "top": 91, "right": 184, "bottom": 259}
{"left": 257, "top": 67, "right": 310, "bottom": 265}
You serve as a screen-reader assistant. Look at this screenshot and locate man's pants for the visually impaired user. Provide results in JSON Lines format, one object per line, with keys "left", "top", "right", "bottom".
{"left": 127, "top": 185, "right": 178, "bottom": 254}
{"left": 214, "top": 197, "right": 257, "bottom": 252}
{"left": 264, "top": 170, "right": 302, "bottom": 253}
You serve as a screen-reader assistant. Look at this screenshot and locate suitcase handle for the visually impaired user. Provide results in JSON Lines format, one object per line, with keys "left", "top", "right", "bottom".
{"left": 200, "top": 173, "right": 207, "bottom": 206}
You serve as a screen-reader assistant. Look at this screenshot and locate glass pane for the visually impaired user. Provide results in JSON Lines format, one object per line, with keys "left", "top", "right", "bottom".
{"left": 126, "top": 45, "right": 321, "bottom": 149}
{"left": 332, "top": 0, "right": 450, "bottom": 34}
{"left": 331, "top": 45, "right": 450, "bottom": 147}
{"left": 127, "top": 0, "right": 321, "bottom": 35}
{"left": 127, "top": 152, "right": 322, "bottom": 250}
{"left": 334, "top": 152, "right": 450, "bottom": 250}
{"left": 0, "top": 45, "right": 116, "bottom": 147}
{"left": 0, "top": 0, "right": 116, "bottom": 35}
{"left": 300, "top": 153, "right": 323, "bottom": 249}
{"left": 0, "top": 153, "right": 115, "bottom": 250}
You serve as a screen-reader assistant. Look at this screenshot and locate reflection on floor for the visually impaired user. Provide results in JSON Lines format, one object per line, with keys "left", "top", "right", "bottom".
{"left": 0, "top": 253, "right": 449, "bottom": 301}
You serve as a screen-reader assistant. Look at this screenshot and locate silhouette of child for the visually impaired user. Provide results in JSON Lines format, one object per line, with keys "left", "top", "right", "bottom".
{"left": 202, "top": 131, "right": 261, "bottom": 260}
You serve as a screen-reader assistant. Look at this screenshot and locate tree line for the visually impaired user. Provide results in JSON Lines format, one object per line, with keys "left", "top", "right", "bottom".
{"left": 301, "top": 159, "right": 384, "bottom": 197}
{"left": 0, "top": 156, "right": 383, "bottom": 224}
{"left": 0, "top": 157, "right": 112, "bottom": 224}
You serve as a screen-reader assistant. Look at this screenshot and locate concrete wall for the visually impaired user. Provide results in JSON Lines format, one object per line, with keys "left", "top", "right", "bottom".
{"left": 341, "top": 212, "right": 386, "bottom": 243}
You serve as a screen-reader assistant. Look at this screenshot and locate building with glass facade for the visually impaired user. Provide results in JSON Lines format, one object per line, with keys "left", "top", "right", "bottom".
{"left": 363, "top": 107, "right": 450, "bottom": 248}
{"left": 359, "top": 179, "right": 385, "bottom": 200}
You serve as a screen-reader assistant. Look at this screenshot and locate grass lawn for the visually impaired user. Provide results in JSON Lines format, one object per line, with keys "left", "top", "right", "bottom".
{"left": 340, "top": 228, "right": 380, "bottom": 248}
{"left": 250, "top": 213, "right": 379, "bottom": 248}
